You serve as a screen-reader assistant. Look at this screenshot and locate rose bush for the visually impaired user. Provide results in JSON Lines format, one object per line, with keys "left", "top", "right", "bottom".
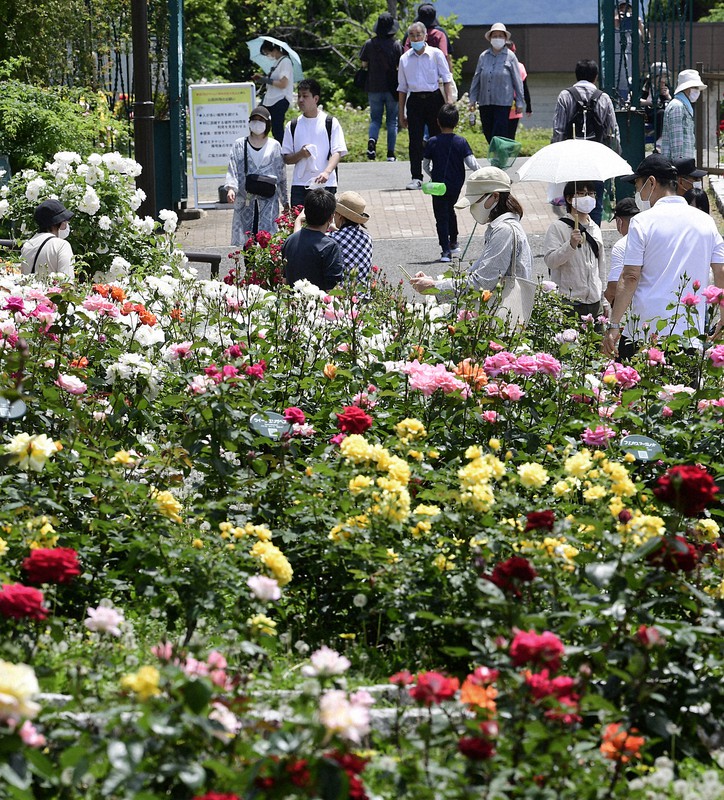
{"left": 0, "top": 183, "right": 723, "bottom": 797}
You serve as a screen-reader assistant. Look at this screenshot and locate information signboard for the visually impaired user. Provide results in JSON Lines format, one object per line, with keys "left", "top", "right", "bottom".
{"left": 188, "top": 83, "right": 256, "bottom": 180}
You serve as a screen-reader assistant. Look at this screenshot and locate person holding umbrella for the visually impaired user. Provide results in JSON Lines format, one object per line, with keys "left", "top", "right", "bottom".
{"left": 544, "top": 181, "right": 607, "bottom": 321}
{"left": 252, "top": 39, "right": 296, "bottom": 142}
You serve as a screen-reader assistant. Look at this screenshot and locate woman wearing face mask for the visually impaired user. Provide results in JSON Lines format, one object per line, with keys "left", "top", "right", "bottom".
{"left": 410, "top": 167, "right": 532, "bottom": 295}
{"left": 543, "top": 181, "right": 607, "bottom": 320}
{"left": 661, "top": 69, "right": 706, "bottom": 161}
{"left": 253, "top": 40, "right": 295, "bottom": 142}
{"left": 224, "top": 106, "right": 289, "bottom": 244}
{"left": 468, "top": 23, "right": 525, "bottom": 144}
{"left": 20, "top": 199, "right": 74, "bottom": 279}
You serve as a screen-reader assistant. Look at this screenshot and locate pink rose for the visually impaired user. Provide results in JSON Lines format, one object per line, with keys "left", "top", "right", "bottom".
{"left": 709, "top": 345, "right": 724, "bottom": 368}
{"left": 642, "top": 347, "right": 665, "bottom": 365}
{"left": 702, "top": 284, "right": 724, "bottom": 307}
{"left": 284, "top": 406, "right": 306, "bottom": 425}
{"left": 682, "top": 293, "right": 701, "bottom": 306}
{"left": 55, "top": 373, "right": 87, "bottom": 395}
{"left": 581, "top": 425, "right": 616, "bottom": 447}
{"left": 534, "top": 353, "right": 562, "bottom": 377}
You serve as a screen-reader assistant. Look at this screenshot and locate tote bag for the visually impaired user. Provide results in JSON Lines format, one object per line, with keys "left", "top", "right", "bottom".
{"left": 493, "top": 223, "right": 537, "bottom": 331}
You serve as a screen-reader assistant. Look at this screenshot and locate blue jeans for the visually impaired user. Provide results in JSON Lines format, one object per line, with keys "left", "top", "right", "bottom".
{"left": 368, "top": 91, "right": 398, "bottom": 153}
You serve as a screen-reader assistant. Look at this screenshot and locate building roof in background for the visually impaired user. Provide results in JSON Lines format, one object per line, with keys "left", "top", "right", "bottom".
{"left": 433, "top": 0, "right": 599, "bottom": 26}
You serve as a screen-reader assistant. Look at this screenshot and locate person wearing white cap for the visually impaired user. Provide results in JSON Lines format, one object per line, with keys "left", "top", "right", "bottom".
{"left": 410, "top": 166, "right": 531, "bottom": 295}
{"left": 468, "top": 23, "right": 524, "bottom": 144}
{"left": 660, "top": 68, "right": 706, "bottom": 161}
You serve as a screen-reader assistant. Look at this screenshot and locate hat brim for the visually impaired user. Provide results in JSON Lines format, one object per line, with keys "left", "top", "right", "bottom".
{"left": 485, "top": 28, "right": 511, "bottom": 41}
{"left": 688, "top": 168, "right": 707, "bottom": 178}
{"left": 675, "top": 81, "right": 706, "bottom": 94}
{"left": 620, "top": 173, "right": 637, "bottom": 184}
{"left": 52, "top": 209, "right": 74, "bottom": 224}
{"left": 336, "top": 204, "right": 369, "bottom": 224}
{"left": 454, "top": 195, "right": 482, "bottom": 209}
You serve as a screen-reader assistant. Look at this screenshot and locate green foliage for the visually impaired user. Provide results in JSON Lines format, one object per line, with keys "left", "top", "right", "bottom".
{"left": 0, "top": 81, "right": 129, "bottom": 173}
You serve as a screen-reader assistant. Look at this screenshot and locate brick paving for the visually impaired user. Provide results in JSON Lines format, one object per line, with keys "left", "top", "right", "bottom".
{"left": 177, "top": 158, "right": 616, "bottom": 253}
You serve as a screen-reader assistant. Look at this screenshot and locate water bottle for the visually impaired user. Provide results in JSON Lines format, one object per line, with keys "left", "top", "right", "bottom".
{"left": 468, "top": 111, "right": 477, "bottom": 128}
{"left": 422, "top": 182, "right": 446, "bottom": 196}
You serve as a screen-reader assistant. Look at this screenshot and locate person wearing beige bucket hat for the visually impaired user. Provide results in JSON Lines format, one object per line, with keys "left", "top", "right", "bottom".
{"left": 661, "top": 68, "right": 706, "bottom": 161}
{"left": 328, "top": 191, "right": 373, "bottom": 282}
{"left": 409, "top": 166, "right": 532, "bottom": 295}
{"left": 468, "top": 23, "right": 524, "bottom": 144}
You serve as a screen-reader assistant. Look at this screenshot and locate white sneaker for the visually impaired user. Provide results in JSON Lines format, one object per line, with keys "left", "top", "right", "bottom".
{"left": 450, "top": 245, "right": 461, "bottom": 254}
{"left": 439, "top": 252, "right": 452, "bottom": 263}
{"left": 406, "top": 179, "right": 422, "bottom": 190}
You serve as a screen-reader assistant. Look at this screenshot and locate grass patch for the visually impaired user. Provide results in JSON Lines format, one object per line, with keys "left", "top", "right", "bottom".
{"left": 296, "top": 101, "right": 552, "bottom": 163}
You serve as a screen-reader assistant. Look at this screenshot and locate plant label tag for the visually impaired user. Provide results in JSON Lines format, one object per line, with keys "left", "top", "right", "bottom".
{"left": 620, "top": 434, "right": 662, "bottom": 461}
{"left": 0, "top": 398, "right": 27, "bottom": 420}
{"left": 250, "top": 411, "right": 292, "bottom": 440}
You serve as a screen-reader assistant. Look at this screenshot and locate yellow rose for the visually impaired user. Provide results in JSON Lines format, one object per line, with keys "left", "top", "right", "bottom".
{"left": 517, "top": 463, "right": 550, "bottom": 489}
{"left": 0, "top": 661, "right": 40, "bottom": 719}
{"left": 323, "top": 363, "right": 337, "bottom": 380}
{"left": 121, "top": 666, "right": 161, "bottom": 701}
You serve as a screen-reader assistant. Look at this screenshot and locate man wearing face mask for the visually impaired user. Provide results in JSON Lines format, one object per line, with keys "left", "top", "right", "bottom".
{"left": 544, "top": 181, "right": 606, "bottom": 320}
{"left": 661, "top": 69, "right": 706, "bottom": 161}
{"left": 603, "top": 154, "right": 724, "bottom": 359}
{"left": 409, "top": 167, "right": 532, "bottom": 295}
{"left": 397, "top": 21, "right": 453, "bottom": 191}
{"left": 20, "top": 199, "right": 74, "bottom": 279}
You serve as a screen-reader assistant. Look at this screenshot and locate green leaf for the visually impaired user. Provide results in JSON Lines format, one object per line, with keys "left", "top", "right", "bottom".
{"left": 181, "top": 678, "right": 213, "bottom": 714}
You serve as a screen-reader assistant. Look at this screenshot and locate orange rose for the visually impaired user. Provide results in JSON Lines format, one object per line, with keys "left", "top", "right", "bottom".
{"left": 600, "top": 723, "right": 645, "bottom": 763}
{"left": 323, "top": 363, "right": 337, "bottom": 380}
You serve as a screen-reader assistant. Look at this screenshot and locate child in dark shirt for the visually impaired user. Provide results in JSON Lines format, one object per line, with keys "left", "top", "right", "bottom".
{"left": 423, "top": 103, "right": 480, "bottom": 262}
{"left": 282, "top": 189, "right": 345, "bottom": 291}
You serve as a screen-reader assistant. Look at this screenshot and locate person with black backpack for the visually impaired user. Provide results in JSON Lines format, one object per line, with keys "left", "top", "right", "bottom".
{"left": 551, "top": 60, "right": 621, "bottom": 225}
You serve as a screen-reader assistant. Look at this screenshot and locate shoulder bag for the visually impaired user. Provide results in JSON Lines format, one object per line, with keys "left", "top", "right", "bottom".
{"left": 493, "top": 222, "right": 537, "bottom": 331}
{"left": 244, "top": 139, "right": 278, "bottom": 199}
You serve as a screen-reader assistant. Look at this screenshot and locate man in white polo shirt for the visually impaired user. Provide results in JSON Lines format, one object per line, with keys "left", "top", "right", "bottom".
{"left": 398, "top": 21, "right": 453, "bottom": 190}
{"left": 603, "top": 154, "right": 724, "bottom": 358}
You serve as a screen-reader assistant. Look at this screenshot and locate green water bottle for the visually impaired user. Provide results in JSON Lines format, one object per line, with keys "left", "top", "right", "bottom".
{"left": 422, "top": 181, "right": 446, "bottom": 196}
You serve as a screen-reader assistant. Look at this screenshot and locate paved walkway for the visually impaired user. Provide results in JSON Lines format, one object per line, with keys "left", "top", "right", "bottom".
{"left": 176, "top": 157, "right": 618, "bottom": 283}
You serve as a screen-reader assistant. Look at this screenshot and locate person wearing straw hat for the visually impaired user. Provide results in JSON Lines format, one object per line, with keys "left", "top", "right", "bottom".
{"left": 468, "top": 23, "right": 524, "bottom": 144}
{"left": 410, "top": 166, "right": 531, "bottom": 295}
{"left": 328, "top": 191, "right": 373, "bottom": 282}
{"left": 660, "top": 68, "right": 706, "bottom": 161}
{"left": 20, "top": 199, "right": 74, "bottom": 279}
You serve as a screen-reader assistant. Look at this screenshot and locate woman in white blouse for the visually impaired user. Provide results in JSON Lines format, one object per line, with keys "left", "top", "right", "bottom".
{"left": 225, "top": 106, "right": 288, "bottom": 244}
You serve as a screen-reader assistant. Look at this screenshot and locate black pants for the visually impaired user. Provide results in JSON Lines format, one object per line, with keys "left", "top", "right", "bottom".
{"left": 432, "top": 192, "right": 460, "bottom": 253}
{"left": 264, "top": 98, "right": 290, "bottom": 143}
{"left": 479, "top": 104, "right": 511, "bottom": 144}
{"left": 407, "top": 91, "right": 444, "bottom": 180}
{"left": 290, "top": 184, "right": 336, "bottom": 209}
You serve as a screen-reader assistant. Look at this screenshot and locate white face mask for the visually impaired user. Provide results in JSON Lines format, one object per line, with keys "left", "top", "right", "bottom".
{"left": 470, "top": 194, "right": 494, "bottom": 224}
{"left": 635, "top": 179, "right": 654, "bottom": 212}
{"left": 249, "top": 120, "right": 267, "bottom": 135}
{"left": 58, "top": 223, "right": 71, "bottom": 240}
{"left": 490, "top": 37, "right": 506, "bottom": 50}
{"left": 572, "top": 195, "right": 596, "bottom": 215}
{"left": 688, "top": 88, "right": 701, "bottom": 103}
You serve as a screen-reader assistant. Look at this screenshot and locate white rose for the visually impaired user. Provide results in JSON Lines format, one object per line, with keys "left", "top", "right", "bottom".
{"left": 78, "top": 186, "right": 101, "bottom": 215}
{"left": 98, "top": 215, "right": 112, "bottom": 231}
{"left": 0, "top": 199, "right": 9, "bottom": 218}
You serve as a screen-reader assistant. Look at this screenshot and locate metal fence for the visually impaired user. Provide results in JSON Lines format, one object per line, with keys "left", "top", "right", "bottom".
{"left": 698, "top": 63, "right": 724, "bottom": 175}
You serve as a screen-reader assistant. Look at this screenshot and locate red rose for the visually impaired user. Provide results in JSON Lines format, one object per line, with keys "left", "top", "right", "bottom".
{"left": 525, "top": 510, "right": 555, "bottom": 532}
{"left": 193, "top": 794, "right": 241, "bottom": 800}
{"left": 486, "top": 556, "right": 537, "bottom": 594}
{"left": 648, "top": 535, "right": 699, "bottom": 573}
{"left": 283, "top": 406, "right": 306, "bottom": 425}
{"left": 636, "top": 625, "right": 665, "bottom": 648}
{"left": 0, "top": 583, "right": 49, "bottom": 620}
{"left": 336, "top": 406, "right": 373, "bottom": 434}
{"left": 255, "top": 230, "right": 272, "bottom": 248}
{"left": 388, "top": 670, "right": 414, "bottom": 686}
{"left": 458, "top": 736, "right": 496, "bottom": 760}
{"left": 409, "top": 671, "right": 460, "bottom": 705}
{"left": 22, "top": 548, "right": 80, "bottom": 585}
{"left": 285, "top": 759, "right": 311, "bottom": 788}
{"left": 510, "top": 629, "right": 565, "bottom": 672}
{"left": 653, "top": 464, "right": 719, "bottom": 516}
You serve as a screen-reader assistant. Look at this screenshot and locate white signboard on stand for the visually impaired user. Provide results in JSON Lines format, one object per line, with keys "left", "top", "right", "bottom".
{"left": 188, "top": 82, "right": 256, "bottom": 207}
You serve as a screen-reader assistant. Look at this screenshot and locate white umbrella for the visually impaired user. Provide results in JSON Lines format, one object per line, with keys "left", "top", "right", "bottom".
{"left": 247, "top": 36, "right": 304, "bottom": 83}
{"left": 516, "top": 140, "right": 633, "bottom": 183}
